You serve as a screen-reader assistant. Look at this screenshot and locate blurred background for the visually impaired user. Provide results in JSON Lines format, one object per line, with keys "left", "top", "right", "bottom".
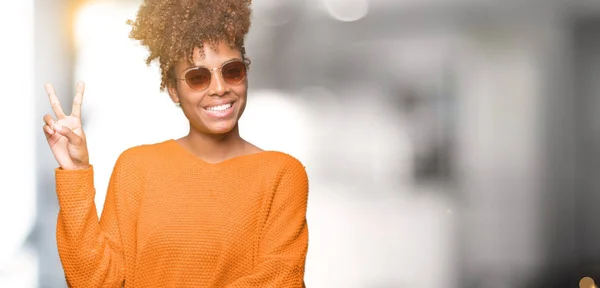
{"left": 1, "top": 0, "right": 600, "bottom": 287}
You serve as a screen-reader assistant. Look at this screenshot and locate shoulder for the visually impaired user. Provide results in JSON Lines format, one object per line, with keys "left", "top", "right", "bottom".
{"left": 262, "top": 151, "right": 306, "bottom": 171}
{"left": 260, "top": 151, "right": 308, "bottom": 184}
{"left": 259, "top": 152, "right": 309, "bottom": 203}
{"left": 114, "top": 139, "right": 174, "bottom": 168}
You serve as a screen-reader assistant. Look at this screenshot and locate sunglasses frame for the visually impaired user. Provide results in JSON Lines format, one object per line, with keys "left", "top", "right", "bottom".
{"left": 174, "top": 58, "right": 251, "bottom": 91}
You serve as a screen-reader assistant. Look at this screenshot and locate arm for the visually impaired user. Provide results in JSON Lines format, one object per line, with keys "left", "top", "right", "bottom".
{"left": 55, "top": 152, "right": 132, "bottom": 287}
{"left": 227, "top": 159, "right": 310, "bottom": 288}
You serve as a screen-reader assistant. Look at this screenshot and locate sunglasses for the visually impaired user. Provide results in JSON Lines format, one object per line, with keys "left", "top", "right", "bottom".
{"left": 175, "top": 59, "right": 249, "bottom": 91}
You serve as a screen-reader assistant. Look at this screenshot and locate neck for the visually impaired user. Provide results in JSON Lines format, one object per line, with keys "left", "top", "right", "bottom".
{"left": 182, "top": 124, "right": 247, "bottom": 163}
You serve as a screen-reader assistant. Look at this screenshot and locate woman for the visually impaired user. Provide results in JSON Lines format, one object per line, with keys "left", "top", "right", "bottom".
{"left": 41, "top": 0, "right": 309, "bottom": 287}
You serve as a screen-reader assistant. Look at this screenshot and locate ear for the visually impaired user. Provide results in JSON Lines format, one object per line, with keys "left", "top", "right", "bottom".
{"left": 167, "top": 80, "right": 180, "bottom": 104}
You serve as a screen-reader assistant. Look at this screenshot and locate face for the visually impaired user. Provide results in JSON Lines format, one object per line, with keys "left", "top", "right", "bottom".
{"left": 168, "top": 41, "right": 248, "bottom": 135}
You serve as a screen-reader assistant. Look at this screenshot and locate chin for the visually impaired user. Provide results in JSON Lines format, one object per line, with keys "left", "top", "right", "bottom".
{"left": 201, "top": 120, "right": 238, "bottom": 135}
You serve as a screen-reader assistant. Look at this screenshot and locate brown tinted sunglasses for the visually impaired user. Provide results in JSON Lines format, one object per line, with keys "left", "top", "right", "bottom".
{"left": 175, "top": 59, "right": 250, "bottom": 91}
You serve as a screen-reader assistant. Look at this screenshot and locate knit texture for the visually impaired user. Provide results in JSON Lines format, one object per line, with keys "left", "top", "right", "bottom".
{"left": 55, "top": 139, "right": 309, "bottom": 287}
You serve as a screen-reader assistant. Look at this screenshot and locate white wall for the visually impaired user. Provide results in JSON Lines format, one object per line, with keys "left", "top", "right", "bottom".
{"left": 0, "top": 0, "right": 38, "bottom": 287}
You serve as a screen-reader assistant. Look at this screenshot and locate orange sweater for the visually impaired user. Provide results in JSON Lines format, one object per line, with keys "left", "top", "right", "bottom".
{"left": 55, "top": 139, "right": 309, "bottom": 287}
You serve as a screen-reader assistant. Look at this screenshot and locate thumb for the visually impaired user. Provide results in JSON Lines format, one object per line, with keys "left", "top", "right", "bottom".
{"left": 53, "top": 123, "right": 82, "bottom": 145}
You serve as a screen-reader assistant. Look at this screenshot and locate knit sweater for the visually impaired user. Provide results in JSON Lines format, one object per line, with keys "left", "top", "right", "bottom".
{"left": 55, "top": 139, "right": 309, "bottom": 287}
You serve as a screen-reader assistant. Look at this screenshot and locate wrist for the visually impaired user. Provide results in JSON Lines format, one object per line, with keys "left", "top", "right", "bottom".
{"left": 59, "top": 163, "right": 91, "bottom": 171}
{"left": 74, "top": 164, "right": 91, "bottom": 170}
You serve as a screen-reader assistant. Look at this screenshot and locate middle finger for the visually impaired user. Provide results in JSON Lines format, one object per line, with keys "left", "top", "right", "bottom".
{"left": 45, "top": 83, "right": 66, "bottom": 118}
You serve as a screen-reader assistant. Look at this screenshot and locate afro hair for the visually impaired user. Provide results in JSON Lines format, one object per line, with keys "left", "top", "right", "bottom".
{"left": 127, "top": 0, "right": 252, "bottom": 91}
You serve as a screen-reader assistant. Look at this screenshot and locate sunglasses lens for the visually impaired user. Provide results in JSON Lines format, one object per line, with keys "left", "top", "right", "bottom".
{"left": 222, "top": 61, "right": 247, "bottom": 84}
{"left": 185, "top": 68, "right": 211, "bottom": 90}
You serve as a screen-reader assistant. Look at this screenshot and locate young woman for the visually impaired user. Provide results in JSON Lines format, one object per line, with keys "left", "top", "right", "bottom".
{"left": 42, "top": 0, "right": 309, "bottom": 286}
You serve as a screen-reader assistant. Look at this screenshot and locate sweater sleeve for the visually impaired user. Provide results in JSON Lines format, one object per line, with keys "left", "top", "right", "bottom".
{"left": 227, "top": 158, "right": 310, "bottom": 288}
{"left": 55, "top": 153, "right": 132, "bottom": 287}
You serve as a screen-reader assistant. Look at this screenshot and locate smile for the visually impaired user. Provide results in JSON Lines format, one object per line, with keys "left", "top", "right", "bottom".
{"left": 203, "top": 102, "right": 235, "bottom": 118}
{"left": 204, "top": 103, "right": 232, "bottom": 112}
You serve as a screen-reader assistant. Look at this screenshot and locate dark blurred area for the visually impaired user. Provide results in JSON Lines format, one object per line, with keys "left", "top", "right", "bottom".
{"left": 2, "top": 0, "right": 600, "bottom": 287}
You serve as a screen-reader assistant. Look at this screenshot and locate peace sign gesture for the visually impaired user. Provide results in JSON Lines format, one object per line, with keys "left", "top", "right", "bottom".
{"left": 42, "top": 82, "right": 90, "bottom": 170}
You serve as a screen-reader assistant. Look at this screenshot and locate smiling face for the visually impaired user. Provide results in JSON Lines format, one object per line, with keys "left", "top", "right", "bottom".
{"left": 167, "top": 41, "right": 248, "bottom": 135}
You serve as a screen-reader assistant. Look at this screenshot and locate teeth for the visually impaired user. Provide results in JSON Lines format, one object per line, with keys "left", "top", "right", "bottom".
{"left": 205, "top": 103, "right": 232, "bottom": 112}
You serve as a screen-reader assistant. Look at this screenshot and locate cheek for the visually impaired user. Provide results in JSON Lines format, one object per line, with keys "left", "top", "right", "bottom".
{"left": 235, "top": 94, "right": 247, "bottom": 119}
{"left": 233, "top": 83, "right": 248, "bottom": 100}
{"left": 179, "top": 87, "right": 206, "bottom": 105}
{"left": 235, "top": 89, "right": 247, "bottom": 110}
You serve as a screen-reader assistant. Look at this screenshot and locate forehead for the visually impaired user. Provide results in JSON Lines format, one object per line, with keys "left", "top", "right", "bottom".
{"left": 192, "top": 42, "right": 242, "bottom": 67}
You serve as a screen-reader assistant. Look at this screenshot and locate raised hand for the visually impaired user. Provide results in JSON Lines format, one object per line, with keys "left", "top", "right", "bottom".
{"left": 43, "top": 82, "right": 90, "bottom": 170}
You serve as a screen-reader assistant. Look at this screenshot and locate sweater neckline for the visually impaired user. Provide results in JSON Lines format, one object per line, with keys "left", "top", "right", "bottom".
{"left": 166, "top": 139, "right": 275, "bottom": 167}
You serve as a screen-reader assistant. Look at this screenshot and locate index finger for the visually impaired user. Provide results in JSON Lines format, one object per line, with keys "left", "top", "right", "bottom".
{"left": 45, "top": 83, "right": 66, "bottom": 118}
{"left": 71, "top": 81, "right": 85, "bottom": 118}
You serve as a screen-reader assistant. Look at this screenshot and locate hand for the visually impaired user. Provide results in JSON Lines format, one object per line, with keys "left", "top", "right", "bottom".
{"left": 43, "top": 82, "right": 90, "bottom": 170}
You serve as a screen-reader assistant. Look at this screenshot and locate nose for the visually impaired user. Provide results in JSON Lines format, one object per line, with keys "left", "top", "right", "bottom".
{"left": 207, "top": 68, "right": 229, "bottom": 97}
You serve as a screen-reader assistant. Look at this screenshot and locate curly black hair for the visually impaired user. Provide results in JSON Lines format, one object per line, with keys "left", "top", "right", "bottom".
{"left": 127, "top": 0, "right": 252, "bottom": 91}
